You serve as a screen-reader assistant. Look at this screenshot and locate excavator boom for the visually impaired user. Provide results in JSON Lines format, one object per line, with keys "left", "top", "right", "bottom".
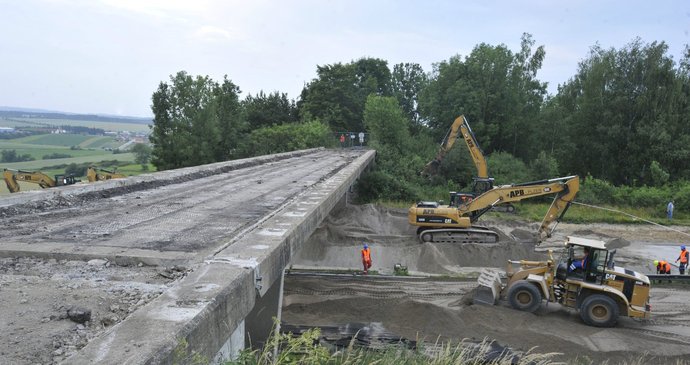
{"left": 409, "top": 175, "right": 579, "bottom": 244}
{"left": 87, "top": 167, "right": 126, "bottom": 182}
{"left": 421, "top": 115, "right": 489, "bottom": 179}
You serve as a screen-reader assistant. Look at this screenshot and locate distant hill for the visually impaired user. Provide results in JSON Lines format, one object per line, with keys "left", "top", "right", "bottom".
{"left": 0, "top": 106, "right": 152, "bottom": 125}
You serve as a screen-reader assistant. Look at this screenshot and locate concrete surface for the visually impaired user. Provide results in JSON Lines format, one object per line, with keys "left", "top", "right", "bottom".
{"left": 0, "top": 148, "right": 375, "bottom": 364}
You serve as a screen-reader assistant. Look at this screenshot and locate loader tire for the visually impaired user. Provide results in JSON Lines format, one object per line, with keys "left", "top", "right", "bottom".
{"left": 507, "top": 280, "right": 542, "bottom": 313}
{"left": 580, "top": 294, "right": 619, "bottom": 327}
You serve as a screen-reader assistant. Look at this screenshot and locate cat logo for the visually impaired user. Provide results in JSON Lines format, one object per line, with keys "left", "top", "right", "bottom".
{"left": 422, "top": 209, "right": 435, "bottom": 214}
{"left": 508, "top": 189, "right": 525, "bottom": 198}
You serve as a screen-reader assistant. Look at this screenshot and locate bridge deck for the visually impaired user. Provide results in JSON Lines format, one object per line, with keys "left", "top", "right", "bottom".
{"left": 0, "top": 148, "right": 375, "bottom": 364}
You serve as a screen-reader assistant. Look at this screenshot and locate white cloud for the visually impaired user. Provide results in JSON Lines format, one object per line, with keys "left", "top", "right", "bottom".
{"left": 191, "top": 25, "right": 243, "bottom": 43}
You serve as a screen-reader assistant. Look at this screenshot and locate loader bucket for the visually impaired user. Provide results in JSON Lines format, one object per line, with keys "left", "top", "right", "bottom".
{"left": 474, "top": 269, "right": 502, "bottom": 305}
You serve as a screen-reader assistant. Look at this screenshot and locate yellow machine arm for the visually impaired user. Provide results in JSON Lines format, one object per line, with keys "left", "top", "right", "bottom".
{"left": 3, "top": 169, "right": 20, "bottom": 193}
{"left": 409, "top": 175, "right": 579, "bottom": 244}
{"left": 3, "top": 169, "right": 56, "bottom": 193}
{"left": 87, "top": 167, "right": 126, "bottom": 182}
{"left": 462, "top": 175, "right": 580, "bottom": 241}
{"left": 421, "top": 115, "right": 489, "bottom": 179}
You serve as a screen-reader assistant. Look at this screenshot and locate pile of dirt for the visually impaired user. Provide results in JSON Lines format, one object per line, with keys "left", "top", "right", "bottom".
{"left": 293, "top": 204, "right": 543, "bottom": 274}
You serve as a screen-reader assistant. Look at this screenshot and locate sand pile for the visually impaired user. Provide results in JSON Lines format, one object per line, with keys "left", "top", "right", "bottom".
{"left": 293, "top": 204, "right": 544, "bottom": 274}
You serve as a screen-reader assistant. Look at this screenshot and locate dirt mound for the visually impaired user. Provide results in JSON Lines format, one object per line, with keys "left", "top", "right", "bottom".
{"left": 294, "top": 204, "right": 543, "bottom": 274}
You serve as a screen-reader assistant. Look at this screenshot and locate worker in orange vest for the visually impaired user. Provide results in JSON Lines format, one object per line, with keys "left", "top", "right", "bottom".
{"left": 676, "top": 245, "right": 688, "bottom": 275}
{"left": 361, "top": 243, "right": 372, "bottom": 274}
{"left": 654, "top": 260, "right": 672, "bottom": 274}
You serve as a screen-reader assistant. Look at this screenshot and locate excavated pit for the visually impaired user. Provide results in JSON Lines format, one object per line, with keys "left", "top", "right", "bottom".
{"left": 285, "top": 203, "right": 690, "bottom": 364}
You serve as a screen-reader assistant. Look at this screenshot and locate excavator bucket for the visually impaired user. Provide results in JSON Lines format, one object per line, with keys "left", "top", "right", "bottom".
{"left": 474, "top": 269, "right": 503, "bottom": 305}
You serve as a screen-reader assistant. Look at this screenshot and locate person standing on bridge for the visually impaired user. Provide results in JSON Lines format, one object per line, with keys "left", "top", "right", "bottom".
{"left": 361, "top": 243, "right": 372, "bottom": 274}
{"left": 676, "top": 245, "right": 688, "bottom": 275}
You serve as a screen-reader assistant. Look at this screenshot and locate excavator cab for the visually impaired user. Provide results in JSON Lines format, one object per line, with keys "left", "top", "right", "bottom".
{"left": 449, "top": 191, "right": 475, "bottom": 208}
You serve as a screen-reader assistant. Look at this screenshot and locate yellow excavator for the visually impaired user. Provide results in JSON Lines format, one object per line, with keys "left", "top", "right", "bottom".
{"left": 86, "top": 166, "right": 126, "bottom": 182}
{"left": 421, "top": 115, "right": 514, "bottom": 213}
{"left": 409, "top": 175, "right": 579, "bottom": 244}
{"left": 3, "top": 168, "right": 80, "bottom": 193}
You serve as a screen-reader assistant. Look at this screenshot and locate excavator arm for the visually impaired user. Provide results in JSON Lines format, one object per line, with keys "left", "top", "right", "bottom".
{"left": 421, "top": 115, "right": 489, "bottom": 179}
{"left": 409, "top": 175, "right": 579, "bottom": 244}
{"left": 462, "top": 175, "right": 580, "bottom": 241}
{"left": 3, "top": 169, "right": 20, "bottom": 193}
{"left": 87, "top": 167, "right": 126, "bottom": 182}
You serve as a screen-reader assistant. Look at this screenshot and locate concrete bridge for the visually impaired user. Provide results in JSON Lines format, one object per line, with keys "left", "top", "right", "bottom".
{"left": 0, "top": 147, "right": 375, "bottom": 364}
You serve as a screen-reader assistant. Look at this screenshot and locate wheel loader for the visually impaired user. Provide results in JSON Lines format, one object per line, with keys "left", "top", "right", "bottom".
{"left": 475, "top": 236, "right": 651, "bottom": 327}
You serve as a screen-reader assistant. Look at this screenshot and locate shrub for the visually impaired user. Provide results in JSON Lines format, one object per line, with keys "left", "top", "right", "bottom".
{"left": 42, "top": 153, "right": 72, "bottom": 160}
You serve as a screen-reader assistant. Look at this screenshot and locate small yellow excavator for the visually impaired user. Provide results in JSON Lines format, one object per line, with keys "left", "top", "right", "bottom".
{"left": 86, "top": 166, "right": 126, "bottom": 182}
{"left": 421, "top": 115, "right": 514, "bottom": 213}
{"left": 409, "top": 175, "right": 579, "bottom": 244}
{"left": 421, "top": 115, "right": 494, "bottom": 195}
{"left": 3, "top": 168, "right": 80, "bottom": 193}
{"left": 474, "top": 236, "right": 651, "bottom": 327}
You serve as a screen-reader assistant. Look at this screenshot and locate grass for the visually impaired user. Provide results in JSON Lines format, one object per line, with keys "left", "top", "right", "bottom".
{"left": 15, "top": 133, "right": 95, "bottom": 146}
{"left": 2, "top": 153, "right": 136, "bottom": 170}
{"left": 227, "top": 325, "right": 559, "bottom": 365}
{"left": 0, "top": 117, "right": 151, "bottom": 133}
{"left": 513, "top": 201, "right": 689, "bottom": 226}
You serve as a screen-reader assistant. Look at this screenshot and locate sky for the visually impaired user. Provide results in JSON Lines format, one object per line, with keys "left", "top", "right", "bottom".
{"left": 1, "top": 0, "right": 689, "bottom": 118}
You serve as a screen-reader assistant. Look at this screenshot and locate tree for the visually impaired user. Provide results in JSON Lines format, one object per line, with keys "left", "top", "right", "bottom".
{"left": 552, "top": 39, "right": 687, "bottom": 185}
{"left": 418, "top": 34, "right": 547, "bottom": 162}
{"left": 131, "top": 143, "right": 152, "bottom": 170}
{"left": 149, "top": 71, "right": 243, "bottom": 170}
{"left": 360, "top": 95, "right": 425, "bottom": 200}
{"left": 391, "top": 63, "right": 428, "bottom": 131}
{"left": 242, "top": 91, "right": 298, "bottom": 129}
{"left": 299, "top": 58, "right": 392, "bottom": 132}
{"left": 215, "top": 76, "right": 246, "bottom": 161}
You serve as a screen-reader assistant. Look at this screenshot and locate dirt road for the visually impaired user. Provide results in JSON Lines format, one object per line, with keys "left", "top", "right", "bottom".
{"left": 286, "top": 204, "right": 690, "bottom": 364}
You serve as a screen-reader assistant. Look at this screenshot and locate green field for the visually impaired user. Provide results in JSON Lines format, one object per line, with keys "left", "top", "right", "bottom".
{"left": 15, "top": 134, "right": 96, "bottom": 146}
{"left": 0, "top": 117, "right": 151, "bottom": 133}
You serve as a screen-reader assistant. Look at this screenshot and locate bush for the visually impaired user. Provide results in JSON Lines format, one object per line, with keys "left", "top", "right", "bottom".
{"left": 487, "top": 151, "right": 532, "bottom": 184}
{"left": 356, "top": 170, "right": 418, "bottom": 202}
{"left": 240, "top": 120, "right": 334, "bottom": 157}
{"left": 579, "top": 175, "right": 617, "bottom": 204}
{"left": 65, "top": 163, "right": 86, "bottom": 177}
{"left": 1, "top": 149, "right": 34, "bottom": 162}
{"left": 42, "top": 153, "right": 72, "bottom": 160}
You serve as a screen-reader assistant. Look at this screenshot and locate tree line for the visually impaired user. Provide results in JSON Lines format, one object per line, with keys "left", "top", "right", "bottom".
{"left": 150, "top": 33, "right": 690, "bottom": 208}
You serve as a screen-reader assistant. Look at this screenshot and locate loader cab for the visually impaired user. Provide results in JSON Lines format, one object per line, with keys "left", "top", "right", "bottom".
{"left": 558, "top": 237, "right": 610, "bottom": 284}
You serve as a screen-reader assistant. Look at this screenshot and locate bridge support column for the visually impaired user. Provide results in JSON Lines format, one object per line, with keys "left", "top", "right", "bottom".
{"left": 245, "top": 268, "right": 285, "bottom": 349}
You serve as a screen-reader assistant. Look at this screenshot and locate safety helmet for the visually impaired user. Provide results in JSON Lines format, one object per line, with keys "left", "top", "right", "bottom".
{"left": 654, "top": 260, "right": 659, "bottom": 266}
{"left": 682, "top": 245, "right": 686, "bottom": 250}
{"left": 363, "top": 244, "right": 368, "bottom": 249}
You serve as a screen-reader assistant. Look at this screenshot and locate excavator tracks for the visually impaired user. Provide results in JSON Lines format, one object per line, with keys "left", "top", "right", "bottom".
{"left": 417, "top": 227, "right": 499, "bottom": 244}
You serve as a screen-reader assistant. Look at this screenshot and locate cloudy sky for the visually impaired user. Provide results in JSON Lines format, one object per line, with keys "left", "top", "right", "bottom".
{"left": 1, "top": 0, "right": 688, "bottom": 117}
